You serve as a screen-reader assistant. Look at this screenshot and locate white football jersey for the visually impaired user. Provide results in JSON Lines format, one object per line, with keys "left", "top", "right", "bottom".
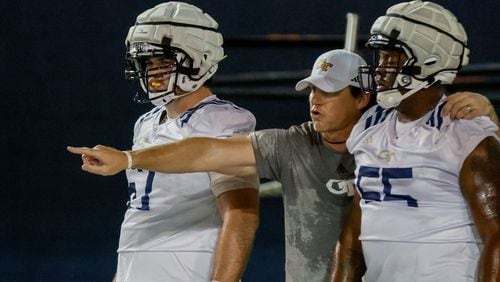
{"left": 347, "top": 97, "right": 498, "bottom": 243}
{"left": 118, "top": 95, "right": 256, "bottom": 253}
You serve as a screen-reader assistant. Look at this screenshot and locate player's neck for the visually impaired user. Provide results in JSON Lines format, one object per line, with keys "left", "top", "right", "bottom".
{"left": 165, "top": 87, "right": 212, "bottom": 119}
{"left": 396, "top": 87, "right": 443, "bottom": 122}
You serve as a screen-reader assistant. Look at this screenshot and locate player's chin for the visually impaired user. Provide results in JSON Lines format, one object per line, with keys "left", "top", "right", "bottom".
{"left": 149, "top": 87, "right": 168, "bottom": 93}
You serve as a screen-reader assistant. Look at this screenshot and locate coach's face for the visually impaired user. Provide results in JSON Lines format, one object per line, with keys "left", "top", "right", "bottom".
{"left": 309, "top": 86, "right": 363, "bottom": 136}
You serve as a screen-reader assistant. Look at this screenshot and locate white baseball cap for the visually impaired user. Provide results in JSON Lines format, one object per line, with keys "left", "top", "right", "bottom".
{"left": 295, "top": 49, "right": 367, "bottom": 93}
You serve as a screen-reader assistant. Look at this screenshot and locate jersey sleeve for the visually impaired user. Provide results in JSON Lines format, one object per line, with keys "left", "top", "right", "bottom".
{"left": 209, "top": 171, "right": 260, "bottom": 196}
{"left": 185, "top": 102, "right": 256, "bottom": 137}
{"left": 249, "top": 128, "right": 288, "bottom": 181}
{"left": 182, "top": 100, "right": 260, "bottom": 193}
{"left": 448, "top": 116, "right": 498, "bottom": 167}
{"left": 347, "top": 105, "right": 388, "bottom": 154}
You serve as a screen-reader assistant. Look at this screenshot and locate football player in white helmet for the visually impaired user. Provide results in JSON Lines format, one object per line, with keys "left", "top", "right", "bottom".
{"left": 75, "top": 2, "right": 259, "bottom": 282}
{"left": 124, "top": 2, "right": 225, "bottom": 106}
{"left": 335, "top": 1, "right": 500, "bottom": 281}
{"left": 358, "top": 1, "right": 469, "bottom": 109}
{"left": 68, "top": 2, "right": 498, "bottom": 282}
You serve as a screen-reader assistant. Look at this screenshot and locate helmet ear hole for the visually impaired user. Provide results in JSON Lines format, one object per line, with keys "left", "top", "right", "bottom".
{"left": 423, "top": 56, "right": 438, "bottom": 66}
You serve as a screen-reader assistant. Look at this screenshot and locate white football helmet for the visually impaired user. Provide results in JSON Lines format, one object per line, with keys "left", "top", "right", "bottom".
{"left": 124, "top": 2, "right": 225, "bottom": 106}
{"left": 359, "top": 0, "right": 469, "bottom": 108}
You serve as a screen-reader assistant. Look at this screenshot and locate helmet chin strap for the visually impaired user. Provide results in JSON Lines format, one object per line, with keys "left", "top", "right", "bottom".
{"left": 376, "top": 74, "right": 434, "bottom": 109}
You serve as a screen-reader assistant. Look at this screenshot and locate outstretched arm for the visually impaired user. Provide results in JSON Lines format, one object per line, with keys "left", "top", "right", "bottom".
{"left": 330, "top": 193, "right": 365, "bottom": 282}
{"left": 460, "top": 136, "right": 500, "bottom": 281}
{"left": 212, "top": 187, "right": 259, "bottom": 282}
{"left": 444, "top": 91, "right": 499, "bottom": 136}
{"left": 67, "top": 136, "right": 257, "bottom": 176}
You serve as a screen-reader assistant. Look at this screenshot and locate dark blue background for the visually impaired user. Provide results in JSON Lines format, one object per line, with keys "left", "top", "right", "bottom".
{"left": 2, "top": 0, "right": 499, "bottom": 281}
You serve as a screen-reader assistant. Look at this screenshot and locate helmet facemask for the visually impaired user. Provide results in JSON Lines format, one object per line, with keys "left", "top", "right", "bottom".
{"left": 359, "top": 34, "right": 435, "bottom": 109}
{"left": 360, "top": 1, "right": 469, "bottom": 109}
{"left": 125, "top": 41, "right": 201, "bottom": 106}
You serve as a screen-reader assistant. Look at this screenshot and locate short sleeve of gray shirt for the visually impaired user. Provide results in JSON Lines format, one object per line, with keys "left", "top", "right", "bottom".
{"left": 249, "top": 121, "right": 356, "bottom": 282}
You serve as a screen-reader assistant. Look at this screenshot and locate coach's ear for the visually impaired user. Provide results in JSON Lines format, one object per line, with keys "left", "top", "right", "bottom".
{"left": 356, "top": 92, "right": 371, "bottom": 110}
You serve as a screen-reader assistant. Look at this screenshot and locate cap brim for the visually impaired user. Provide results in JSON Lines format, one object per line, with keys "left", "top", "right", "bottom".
{"left": 295, "top": 75, "right": 349, "bottom": 93}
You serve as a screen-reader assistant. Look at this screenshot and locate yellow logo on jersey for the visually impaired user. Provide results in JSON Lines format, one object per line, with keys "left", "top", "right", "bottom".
{"left": 377, "top": 150, "right": 394, "bottom": 162}
{"left": 363, "top": 136, "right": 373, "bottom": 144}
{"left": 316, "top": 59, "right": 333, "bottom": 72}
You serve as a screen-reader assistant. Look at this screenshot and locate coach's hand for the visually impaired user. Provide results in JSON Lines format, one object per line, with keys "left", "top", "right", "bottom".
{"left": 443, "top": 91, "right": 494, "bottom": 120}
{"left": 67, "top": 145, "right": 129, "bottom": 176}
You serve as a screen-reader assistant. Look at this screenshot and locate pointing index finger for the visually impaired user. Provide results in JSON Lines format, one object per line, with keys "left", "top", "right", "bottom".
{"left": 67, "top": 146, "right": 91, "bottom": 155}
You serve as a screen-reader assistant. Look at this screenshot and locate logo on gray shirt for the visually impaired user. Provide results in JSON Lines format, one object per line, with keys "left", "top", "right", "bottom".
{"left": 326, "top": 179, "right": 355, "bottom": 196}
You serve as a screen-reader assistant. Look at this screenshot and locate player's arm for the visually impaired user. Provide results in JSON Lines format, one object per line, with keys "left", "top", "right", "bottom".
{"left": 460, "top": 136, "right": 500, "bottom": 282}
{"left": 330, "top": 193, "right": 365, "bottom": 282}
{"left": 444, "top": 91, "right": 499, "bottom": 136}
{"left": 212, "top": 187, "right": 259, "bottom": 282}
{"left": 67, "top": 135, "right": 257, "bottom": 176}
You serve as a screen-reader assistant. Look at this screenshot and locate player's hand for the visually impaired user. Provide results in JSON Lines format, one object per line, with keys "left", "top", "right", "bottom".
{"left": 443, "top": 91, "right": 494, "bottom": 120}
{"left": 67, "top": 145, "right": 128, "bottom": 176}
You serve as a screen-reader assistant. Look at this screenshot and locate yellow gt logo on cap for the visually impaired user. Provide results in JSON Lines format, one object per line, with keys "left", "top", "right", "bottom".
{"left": 316, "top": 59, "right": 333, "bottom": 72}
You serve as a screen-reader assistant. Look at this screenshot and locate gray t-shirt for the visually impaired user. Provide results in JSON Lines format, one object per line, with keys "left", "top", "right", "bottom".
{"left": 250, "top": 121, "right": 355, "bottom": 282}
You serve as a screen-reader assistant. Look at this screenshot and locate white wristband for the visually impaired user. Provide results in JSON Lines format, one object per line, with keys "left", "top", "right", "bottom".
{"left": 123, "top": 151, "right": 133, "bottom": 169}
